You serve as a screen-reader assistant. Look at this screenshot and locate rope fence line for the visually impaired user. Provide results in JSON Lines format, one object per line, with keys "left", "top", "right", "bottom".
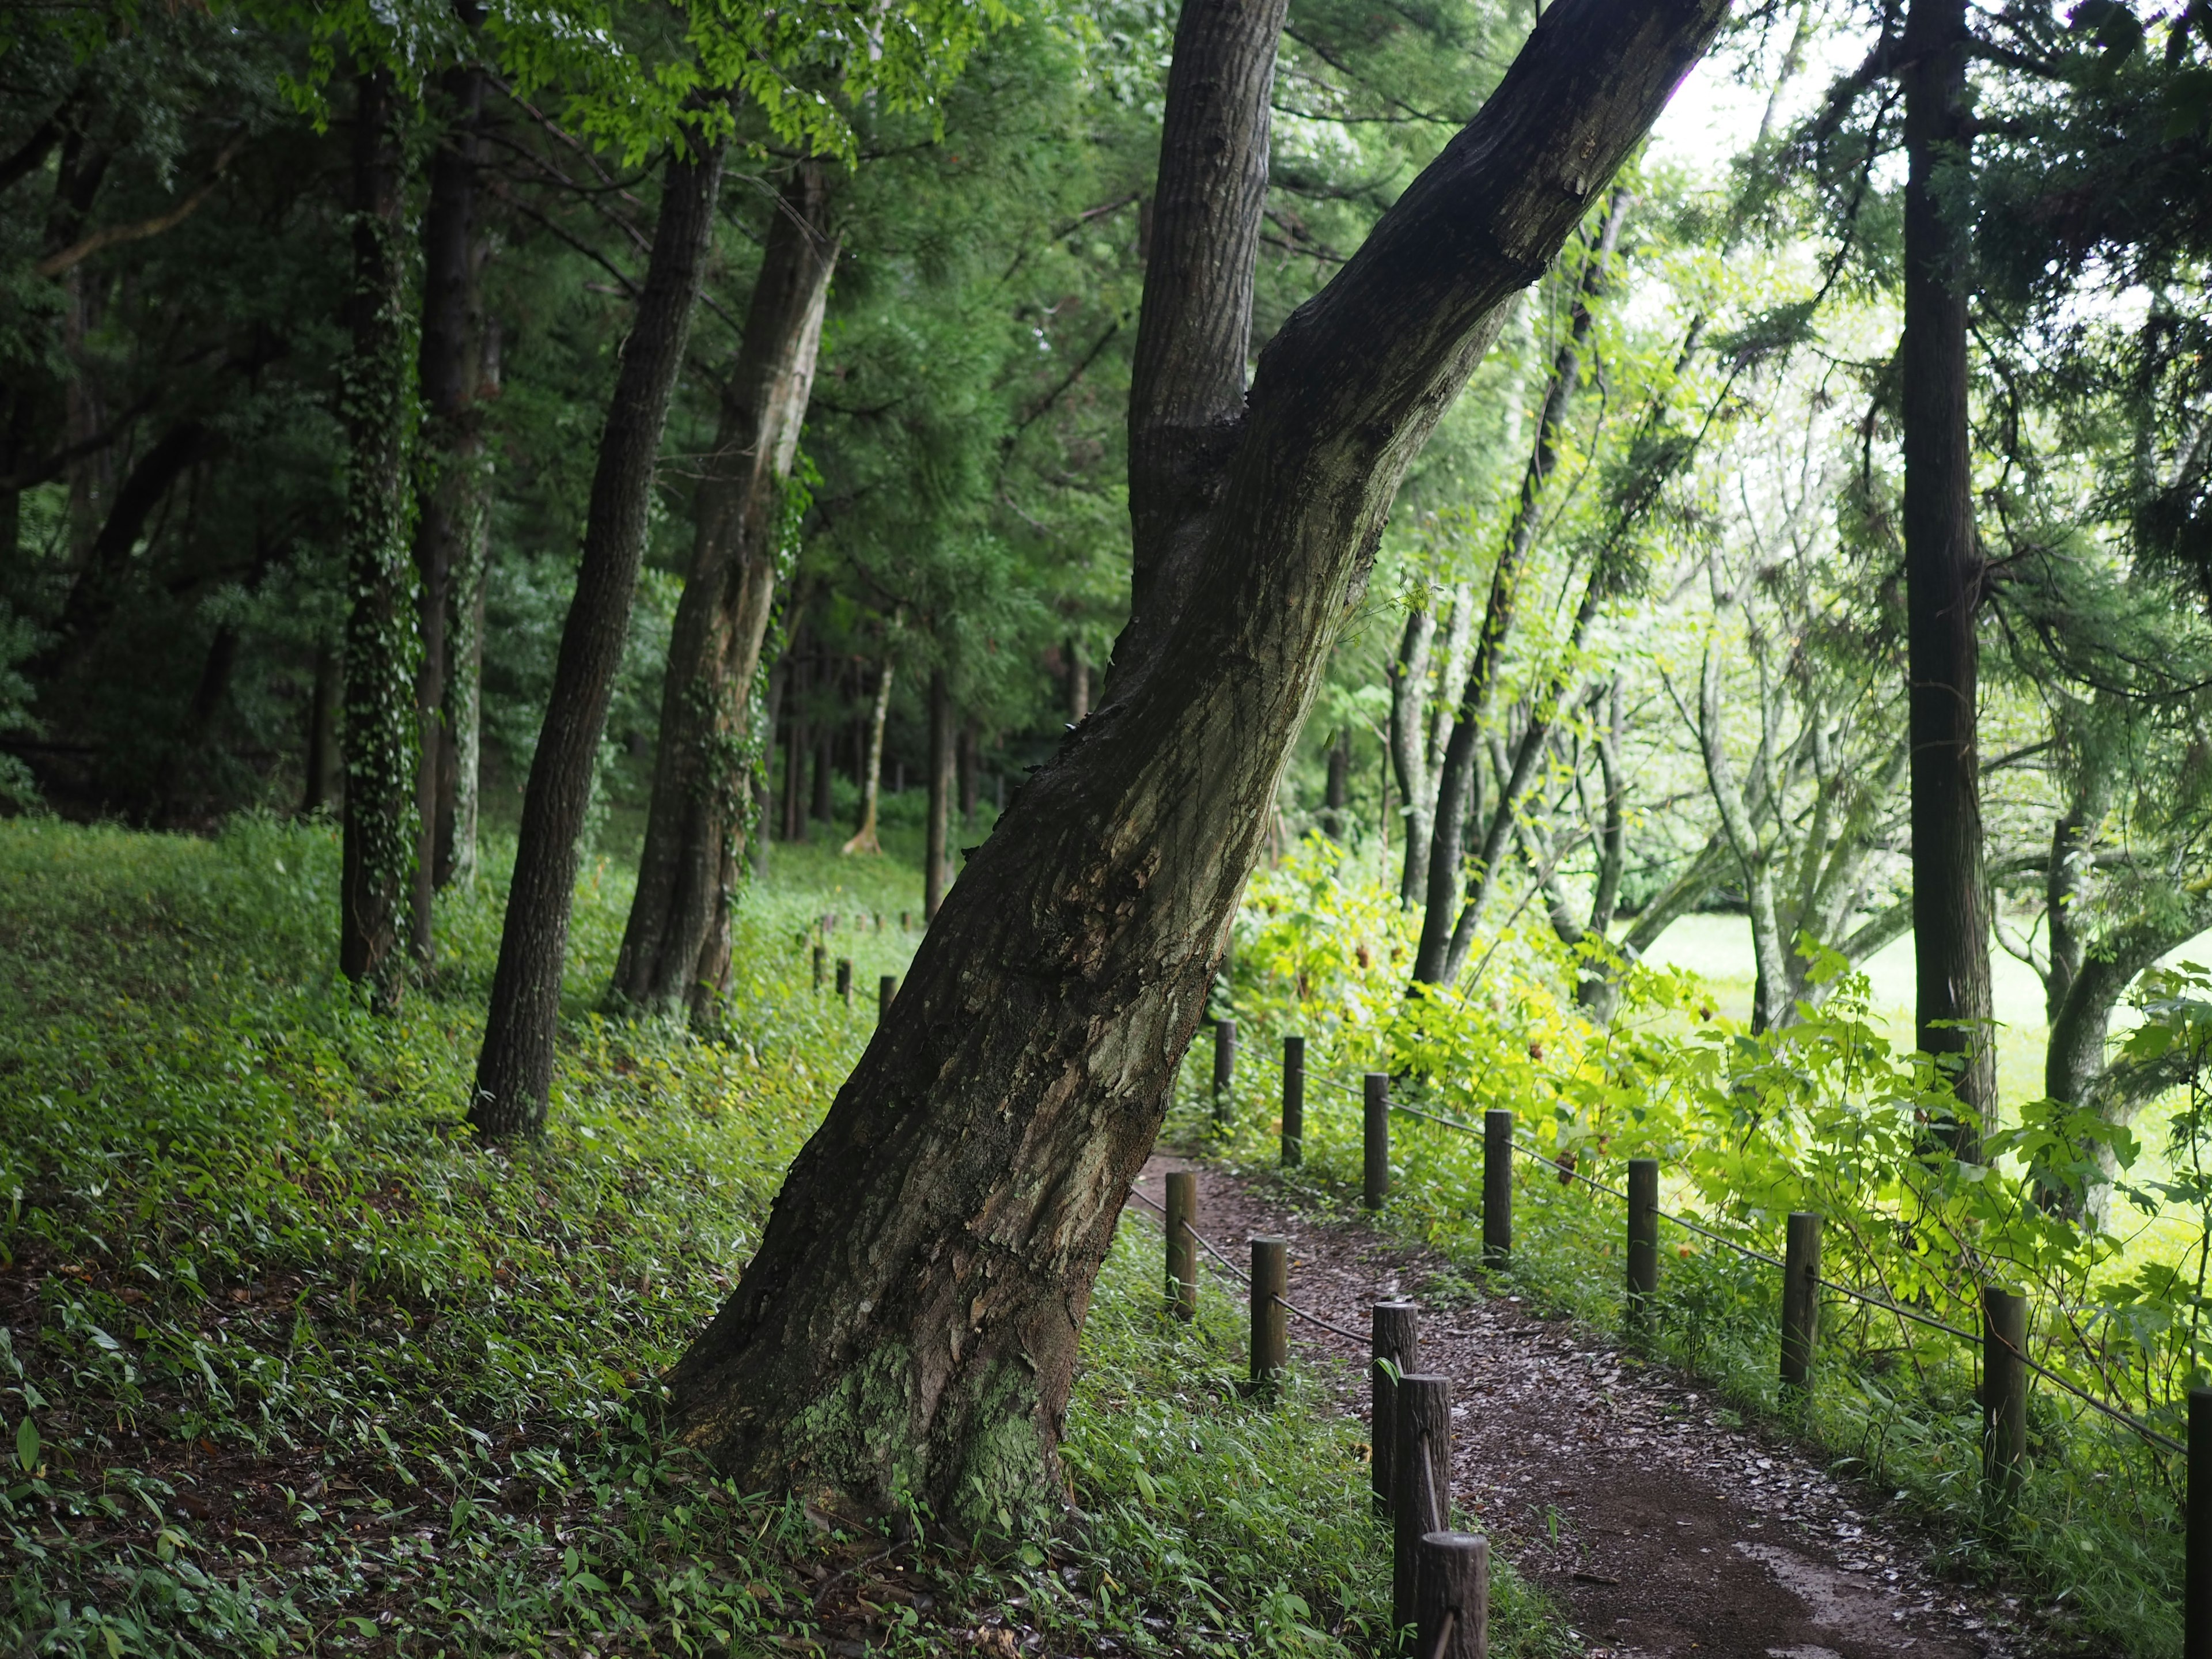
{"left": 1123, "top": 1181, "right": 1368, "bottom": 1344}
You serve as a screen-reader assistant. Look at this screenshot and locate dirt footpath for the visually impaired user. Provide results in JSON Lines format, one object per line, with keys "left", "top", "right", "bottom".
{"left": 1128, "top": 1156, "right": 2031, "bottom": 1659}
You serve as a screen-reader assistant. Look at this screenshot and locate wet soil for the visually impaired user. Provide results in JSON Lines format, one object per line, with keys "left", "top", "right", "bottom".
{"left": 1131, "top": 1154, "right": 2034, "bottom": 1659}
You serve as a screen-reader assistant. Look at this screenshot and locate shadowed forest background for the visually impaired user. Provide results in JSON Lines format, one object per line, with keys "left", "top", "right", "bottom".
{"left": 6, "top": 0, "right": 2212, "bottom": 1651}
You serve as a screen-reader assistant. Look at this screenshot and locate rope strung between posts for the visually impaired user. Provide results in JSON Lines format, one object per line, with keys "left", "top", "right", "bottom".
{"left": 1423, "top": 1607, "right": 1457, "bottom": 1659}
{"left": 1123, "top": 1183, "right": 1369, "bottom": 1344}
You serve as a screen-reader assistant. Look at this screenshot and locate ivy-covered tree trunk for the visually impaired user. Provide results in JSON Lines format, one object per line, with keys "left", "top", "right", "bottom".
{"left": 663, "top": 0, "right": 1725, "bottom": 1525}
{"left": 410, "top": 60, "right": 487, "bottom": 963}
{"left": 613, "top": 160, "right": 837, "bottom": 1015}
{"left": 339, "top": 67, "right": 418, "bottom": 1003}
{"left": 471, "top": 127, "right": 728, "bottom": 1134}
{"left": 1900, "top": 0, "right": 1995, "bottom": 1146}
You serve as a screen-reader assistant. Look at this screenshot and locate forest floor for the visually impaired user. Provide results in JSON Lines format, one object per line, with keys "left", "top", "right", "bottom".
{"left": 1134, "top": 1152, "right": 2038, "bottom": 1659}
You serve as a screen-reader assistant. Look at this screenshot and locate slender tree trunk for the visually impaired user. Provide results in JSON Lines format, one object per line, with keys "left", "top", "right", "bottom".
{"left": 339, "top": 68, "right": 418, "bottom": 1006}
{"left": 842, "top": 659, "right": 893, "bottom": 855}
{"left": 1069, "top": 639, "right": 1090, "bottom": 724}
{"left": 442, "top": 310, "right": 498, "bottom": 889}
{"left": 1323, "top": 727, "right": 1350, "bottom": 839}
{"left": 1900, "top": 0, "right": 1994, "bottom": 1148}
{"left": 958, "top": 720, "right": 980, "bottom": 827}
{"left": 613, "top": 160, "right": 837, "bottom": 1012}
{"left": 1389, "top": 600, "right": 1437, "bottom": 902}
{"left": 410, "top": 62, "right": 487, "bottom": 964}
{"left": 471, "top": 126, "right": 728, "bottom": 1135}
{"left": 664, "top": 0, "right": 1725, "bottom": 1523}
{"left": 783, "top": 647, "right": 809, "bottom": 841}
{"left": 926, "top": 668, "right": 952, "bottom": 919}
{"left": 1413, "top": 190, "right": 1629, "bottom": 987}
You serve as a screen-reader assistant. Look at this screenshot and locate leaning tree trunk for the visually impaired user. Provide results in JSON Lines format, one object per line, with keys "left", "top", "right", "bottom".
{"left": 613, "top": 160, "right": 837, "bottom": 1014}
{"left": 662, "top": 0, "right": 1725, "bottom": 1526}
{"left": 410, "top": 60, "right": 487, "bottom": 964}
{"left": 339, "top": 67, "right": 418, "bottom": 1006}
{"left": 842, "top": 659, "right": 893, "bottom": 855}
{"left": 1413, "top": 188, "right": 1628, "bottom": 988}
{"left": 471, "top": 127, "right": 728, "bottom": 1135}
{"left": 1900, "top": 0, "right": 1994, "bottom": 1150}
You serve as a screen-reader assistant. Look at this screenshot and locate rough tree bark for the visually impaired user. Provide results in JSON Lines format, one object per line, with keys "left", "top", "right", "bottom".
{"left": 471, "top": 126, "right": 728, "bottom": 1134}
{"left": 410, "top": 59, "right": 487, "bottom": 964}
{"left": 339, "top": 68, "right": 418, "bottom": 1006}
{"left": 613, "top": 160, "right": 838, "bottom": 1014}
{"left": 1900, "top": 0, "right": 1995, "bottom": 1146}
{"left": 662, "top": 0, "right": 1726, "bottom": 1524}
{"left": 1413, "top": 189, "right": 1628, "bottom": 988}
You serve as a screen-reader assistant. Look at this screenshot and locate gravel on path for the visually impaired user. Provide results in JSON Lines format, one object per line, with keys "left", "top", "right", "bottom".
{"left": 1126, "top": 1154, "right": 2033, "bottom": 1659}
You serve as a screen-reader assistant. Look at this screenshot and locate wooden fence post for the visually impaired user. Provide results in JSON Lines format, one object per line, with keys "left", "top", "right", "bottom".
{"left": 835, "top": 958, "right": 853, "bottom": 1007}
{"left": 1982, "top": 1285, "right": 2028, "bottom": 1519}
{"left": 1370, "top": 1300, "right": 1421, "bottom": 1514}
{"left": 1364, "top": 1073, "right": 1390, "bottom": 1210}
{"left": 1250, "top": 1236, "right": 1287, "bottom": 1388}
{"left": 1164, "top": 1172, "right": 1197, "bottom": 1321}
{"left": 1282, "top": 1036, "right": 1305, "bottom": 1168}
{"left": 1213, "top": 1018, "right": 1237, "bottom": 1126}
{"left": 1626, "top": 1158, "right": 1658, "bottom": 1325}
{"left": 1416, "top": 1531, "right": 1488, "bottom": 1659}
{"left": 878, "top": 974, "right": 897, "bottom": 1021}
{"left": 812, "top": 944, "right": 825, "bottom": 990}
{"left": 1391, "top": 1374, "right": 1452, "bottom": 1641}
{"left": 1483, "top": 1111, "right": 1512, "bottom": 1267}
{"left": 2190, "top": 1387, "right": 2210, "bottom": 1659}
{"left": 1781, "top": 1211, "right": 1820, "bottom": 1393}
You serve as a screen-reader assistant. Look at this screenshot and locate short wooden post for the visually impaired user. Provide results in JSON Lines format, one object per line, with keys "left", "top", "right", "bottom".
{"left": 1626, "top": 1157, "right": 1658, "bottom": 1325}
{"left": 1982, "top": 1285, "right": 2028, "bottom": 1518}
{"left": 2189, "top": 1388, "right": 2210, "bottom": 1659}
{"left": 1415, "top": 1531, "right": 1488, "bottom": 1659}
{"left": 1281, "top": 1036, "right": 1305, "bottom": 1168}
{"left": 878, "top": 974, "right": 897, "bottom": 1021}
{"left": 1483, "top": 1110, "right": 1513, "bottom": 1267}
{"left": 1164, "top": 1172, "right": 1198, "bottom": 1321}
{"left": 1391, "top": 1374, "right": 1452, "bottom": 1640}
{"left": 812, "top": 944, "right": 826, "bottom": 990}
{"left": 1370, "top": 1301, "right": 1421, "bottom": 1514}
{"left": 835, "top": 957, "right": 853, "bottom": 1007}
{"left": 1781, "top": 1211, "right": 1821, "bottom": 1393}
{"left": 1213, "top": 1018, "right": 1238, "bottom": 1125}
{"left": 1364, "top": 1073, "right": 1391, "bottom": 1210}
{"left": 1250, "top": 1236, "right": 1287, "bottom": 1388}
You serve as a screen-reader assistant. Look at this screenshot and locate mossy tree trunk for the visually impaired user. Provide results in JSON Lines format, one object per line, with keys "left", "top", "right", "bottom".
{"left": 471, "top": 126, "right": 728, "bottom": 1135}
{"left": 663, "top": 0, "right": 1726, "bottom": 1525}
{"left": 613, "top": 159, "right": 838, "bottom": 1016}
{"left": 339, "top": 67, "right": 418, "bottom": 1005}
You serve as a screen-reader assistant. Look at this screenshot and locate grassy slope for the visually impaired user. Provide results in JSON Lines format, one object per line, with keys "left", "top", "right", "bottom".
{"left": 0, "top": 816, "right": 1562, "bottom": 1658}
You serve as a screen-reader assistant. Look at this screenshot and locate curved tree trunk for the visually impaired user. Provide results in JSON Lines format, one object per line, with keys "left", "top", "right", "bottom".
{"left": 841, "top": 658, "right": 893, "bottom": 855}
{"left": 1900, "top": 0, "right": 1994, "bottom": 1149}
{"left": 471, "top": 127, "right": 727, "bottom": 1135}
{"left": 663, "top": 0, "right": 1725, "bottom": 1525}
{"left": 410, "top": 60, "right": 487, "bottom": 965}
{"left": 613, "top": 160, "right": 838, "bottom": 1014}
{"left": 339, "top": 68, "right": 418, "bottom": 1007}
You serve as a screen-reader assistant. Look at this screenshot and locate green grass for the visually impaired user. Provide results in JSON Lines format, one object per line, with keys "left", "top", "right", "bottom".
{"left": 0, "top": 814, "right": 1566, "bottom": 1657}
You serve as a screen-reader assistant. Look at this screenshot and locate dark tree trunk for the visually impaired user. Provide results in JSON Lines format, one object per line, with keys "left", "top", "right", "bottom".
{"left": 957, "top": 720, "right": 981, "bottom": 827}
{"left": 1414, "top": 190, "right": 1628, "bottom": 987}
{"left": 1323, "top": 727, "right": 1350, "bottom": 839}
{"left": 339, "top": 69, "right": 418, "bottom": 1006}
{"left": 926, "top": 666, "right": 952, "bottom": 919}
{"left": 612, "top": 160, "right": 836, "bottom": 1015}
{"left": 471, "top": 127, "right": 728, "bottom": 1134}
{"left": 411, "top": 62, "right": 488, "bottom": 964}
{"left": 783, "top": 646, "right": 809, "bottom": 841}
{"left": 663, "top": 0, "right": 1725, "bottom": 1524}
{"left": 1900, "top": 0, "right": 1994, "bottom": 1147}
